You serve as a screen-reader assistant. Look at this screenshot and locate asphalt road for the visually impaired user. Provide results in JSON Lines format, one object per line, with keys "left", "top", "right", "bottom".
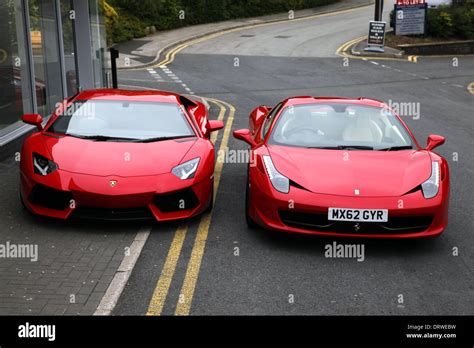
{"left": 114, "top": 3, "right": 474, "bottom": 315}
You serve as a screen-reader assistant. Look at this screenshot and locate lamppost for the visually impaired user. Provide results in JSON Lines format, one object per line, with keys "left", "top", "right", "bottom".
{"left": 374, "top": 0, "right": 384, "bottom": 21}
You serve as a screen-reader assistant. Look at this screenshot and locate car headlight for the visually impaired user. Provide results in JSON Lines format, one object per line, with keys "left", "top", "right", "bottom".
{"left": 33, "top": 152, "right": 58, "bottom": 176}
{"left": 421, "top": 161, "right": 440, "bottom": 199}
{"left": 262, "top": 155, "right": 289, "bottom": 194}
{"left": 172, "top": 157, "right": 200, "bottom": 180}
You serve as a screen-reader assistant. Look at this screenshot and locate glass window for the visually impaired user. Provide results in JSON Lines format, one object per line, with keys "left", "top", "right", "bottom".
{"left": 0, "top": 0, "right": 33, "bottom": 133}
{"left": 269, "top": 103, "right": 414, "bottom": 150}
{"left": 29, "top": 0, "right": 64, "bottom": 117}
{"left": 47, "top": 100, "right": 195, "bottom": 141}
{"left": 89, "top": 0, "right": 108, "bottom": 88}
{"left": 262, "top": 102, "right": 282, "bottom": 138}
{"left": 60, "top": 0, "right": 77, "bottom": 96}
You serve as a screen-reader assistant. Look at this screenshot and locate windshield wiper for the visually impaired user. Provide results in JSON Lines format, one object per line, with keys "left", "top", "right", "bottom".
{"left": 66, "top": 134, "right": 139, "bottom": 142}
{"left": 377, "top": 146, "right": 413, "bottom": 151}
{"left": 131, "top": 135, "right": 196, "bottom": 143}
{"left": 307, "top": 145, "right": 374, "bottom": 150}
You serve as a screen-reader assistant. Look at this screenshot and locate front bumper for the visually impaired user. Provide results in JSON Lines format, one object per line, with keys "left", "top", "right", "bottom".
{"left": 248, "top": 169, "right": 449, "bottom": 239}
{"left": 20, "top": 169, "right": 213, "bottom": 221}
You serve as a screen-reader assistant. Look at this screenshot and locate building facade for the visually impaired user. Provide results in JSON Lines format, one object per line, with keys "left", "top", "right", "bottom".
{"left": 0, "top": 0, "right": 109, "bottom": 146}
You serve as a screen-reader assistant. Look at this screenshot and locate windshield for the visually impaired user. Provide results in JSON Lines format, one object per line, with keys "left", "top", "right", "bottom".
{"left": 268, "top": 103, "right": 414, "bottom": 150}
{"left": 47, "top": 100, "right": 195, "bottom": 141}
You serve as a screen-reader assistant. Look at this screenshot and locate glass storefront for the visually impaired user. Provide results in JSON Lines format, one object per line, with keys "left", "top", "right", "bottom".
{"left": 0, "top": 0, "right": 33, "bottom": 131}
{"left": 29, "top": 0, "right": 64, "bottom": 116}
{"left": 0, "top": 0, "right": 107, "bottom": 140}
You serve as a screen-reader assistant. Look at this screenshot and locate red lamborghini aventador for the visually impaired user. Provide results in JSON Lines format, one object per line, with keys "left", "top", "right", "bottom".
{"left": 233, "top": 97, "right": 449, "bottom": 238}
{"left": 20, "top": 89, "right": 223, "bottom": 221}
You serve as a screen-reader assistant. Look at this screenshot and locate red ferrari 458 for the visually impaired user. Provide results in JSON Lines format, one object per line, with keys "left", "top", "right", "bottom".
{"left": 20, "top": 89, "right": 223, "bottom": 221}
{"left": 233, "top": 97, "right": 449, "bottom": 238}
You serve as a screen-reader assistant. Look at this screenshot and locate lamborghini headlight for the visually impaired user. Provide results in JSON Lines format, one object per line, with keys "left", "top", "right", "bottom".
{"left": 421, "top": 161, "right": 440, "bottom": 199}
{"left": 262, "top": 155, "right": 289, "bottom": 194}
{"left": 33, "top": 152, "right": 58, "bottom": 176}
{"left": 172, "top": 157, "right": 200, "bottom": 180}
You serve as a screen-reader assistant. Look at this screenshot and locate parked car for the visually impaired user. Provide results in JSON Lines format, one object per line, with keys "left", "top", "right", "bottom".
{"left": 233, "top": 96, "right": 449, "bottom": 239}
{"left": 20, "top": 89, "right": 223, "bottom": 221}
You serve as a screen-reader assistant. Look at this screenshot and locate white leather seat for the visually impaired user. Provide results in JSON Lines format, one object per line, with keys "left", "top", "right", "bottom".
{"left": 342, "top": 114, "right": 383, "bottom": 143}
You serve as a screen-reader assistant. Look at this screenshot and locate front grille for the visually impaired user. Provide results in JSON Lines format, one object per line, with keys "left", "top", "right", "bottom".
{"left": 279, "top": 211, "right": 433, "bottom": 234}
{"left": 154, "top": 188, "right": 199, "bottom": 213}
{"left": 29, "top": 184, "right": 73, "bottom": 210}
{"left": 72, "top": 206, "right": 153, "bottom": 220}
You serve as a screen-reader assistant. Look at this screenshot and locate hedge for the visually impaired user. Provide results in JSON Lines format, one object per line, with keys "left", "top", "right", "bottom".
{"left": 106, "top": 0, "right": 339, "bottom": 43}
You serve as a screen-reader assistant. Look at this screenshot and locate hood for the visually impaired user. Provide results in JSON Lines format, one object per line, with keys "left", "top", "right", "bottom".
{"left": 268, "top": 145, "right": 432, "bottom": 197}
{"left": 42, "top": 135, "right": 197, "bottom": 177}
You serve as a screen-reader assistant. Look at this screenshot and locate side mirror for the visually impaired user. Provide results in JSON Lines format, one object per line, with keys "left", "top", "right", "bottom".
{"left": 426, "top": 134, "right": 445, "bottom": 151}
{"left": 233, "top": 129, "right": 257, "bottom": 147}
{"left": 21, "top": 114, "right": 43, "bottom": 131}
{"left": 207, "top": 120, "right": 224, "bottom": 133}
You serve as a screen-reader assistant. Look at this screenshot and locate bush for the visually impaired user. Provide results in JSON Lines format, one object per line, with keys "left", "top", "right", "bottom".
{"left": 427, "top": 5, "right": 474, "bottom": 39}
{"left": 105, "top": 0, "right": 339, "bottom": 43}
{"left": 111, "top": 13, "right": 147, "bottom": 43}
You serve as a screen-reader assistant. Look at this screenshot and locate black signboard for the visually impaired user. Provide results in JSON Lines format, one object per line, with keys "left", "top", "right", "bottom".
{"left": 368, "top": 20, "right": 386, "bottom": 46}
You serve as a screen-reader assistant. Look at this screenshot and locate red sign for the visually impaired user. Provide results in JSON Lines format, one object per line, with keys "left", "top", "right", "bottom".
{"left": 396, "top": 0, "right": 425, "bottom": 4}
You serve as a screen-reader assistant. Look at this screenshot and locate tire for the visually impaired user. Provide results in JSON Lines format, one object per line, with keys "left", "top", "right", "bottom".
{"left": 245, "top": 168, "right": 257, "bottom": 229}
{"left": 205, "top": 180, "right": 214, "bottom": 213}
{"left": 19, "top": 189, "right": 26, "bottom": 209}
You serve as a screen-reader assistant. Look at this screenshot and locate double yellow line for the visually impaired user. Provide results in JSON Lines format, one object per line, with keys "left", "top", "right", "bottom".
{"left": 335, "top": 35, "right": 366, "bottom": 57}
{"left": 147, "top": 97, "right": 235, "bottom": 316}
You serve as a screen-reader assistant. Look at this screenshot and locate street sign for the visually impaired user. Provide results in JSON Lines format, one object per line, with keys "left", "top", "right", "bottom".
{"left": 396, "top": 0, "right": 425, "bottom": 4}
{"left": 365, "top": 21, "right": 386, "bottom": 52}
{"left": 395, "top": 3, "right": 427, "bottom": 36}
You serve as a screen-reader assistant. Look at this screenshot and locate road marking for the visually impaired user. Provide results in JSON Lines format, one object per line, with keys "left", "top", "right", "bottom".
{"left": 336, "top": 35, "right": 408, "bottom": 62}
{"left": 146, "top": 225, "right": 188, "bottom": 316}
{"left": 144, "top": 98, "right": 229, "bottom": 316}
{"left": 468, "top": 82, "right": 474, "bottom": 95}
{"left": 175, "top": 98, "right": 236, "bottom": 316}
{"left": 94, "top": 226, "right": 151, "bottom": 315}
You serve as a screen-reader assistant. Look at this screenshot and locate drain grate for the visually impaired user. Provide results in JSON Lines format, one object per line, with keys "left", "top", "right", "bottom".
{"left": 274, "top": 35, "right": 291, "bottom": 39}
{"left": 240, "top": 34, "right": 255, "bottom": 37}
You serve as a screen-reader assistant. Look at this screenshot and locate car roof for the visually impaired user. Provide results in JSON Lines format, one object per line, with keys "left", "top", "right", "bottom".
{"left": 74, "top": 89, "right": 181, "bottom": 103}
{"left": 283, "top": 96, "right": 386, "bottom": 108}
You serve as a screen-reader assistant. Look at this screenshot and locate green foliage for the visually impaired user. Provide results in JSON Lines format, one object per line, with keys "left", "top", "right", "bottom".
{"left": 427, "top": 4, "right": 474, "bottom": 39}
{"left": 105, "top": 0, "right": 338, "bottom": 43}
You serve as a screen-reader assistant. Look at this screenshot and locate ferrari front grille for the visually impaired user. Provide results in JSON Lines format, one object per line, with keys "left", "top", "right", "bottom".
{"left": 279, "top": 211, "right": 433, "bottom": 234}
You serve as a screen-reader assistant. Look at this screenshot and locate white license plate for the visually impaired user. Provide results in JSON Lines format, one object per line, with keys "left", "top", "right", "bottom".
{"left": 328, "top": 208, "right": 388, "bottom": 222}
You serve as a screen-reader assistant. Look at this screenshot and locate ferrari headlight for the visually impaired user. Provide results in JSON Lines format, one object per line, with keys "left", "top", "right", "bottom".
{"left": 172, "top": 158, "right": 200, "bottom": 180}
{"left": 33, "top": 152, "right": 58, "bottom": 176}
{"left": 421, "top": 161, "right": 440, "bottom": 199}
{"left": 263, "top": 155, "right": 289, "bottom": 194}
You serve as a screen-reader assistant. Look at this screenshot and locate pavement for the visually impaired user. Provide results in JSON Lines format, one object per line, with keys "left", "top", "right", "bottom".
{"left": 1, "top": 0, "right": 473, "bottom": 316}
